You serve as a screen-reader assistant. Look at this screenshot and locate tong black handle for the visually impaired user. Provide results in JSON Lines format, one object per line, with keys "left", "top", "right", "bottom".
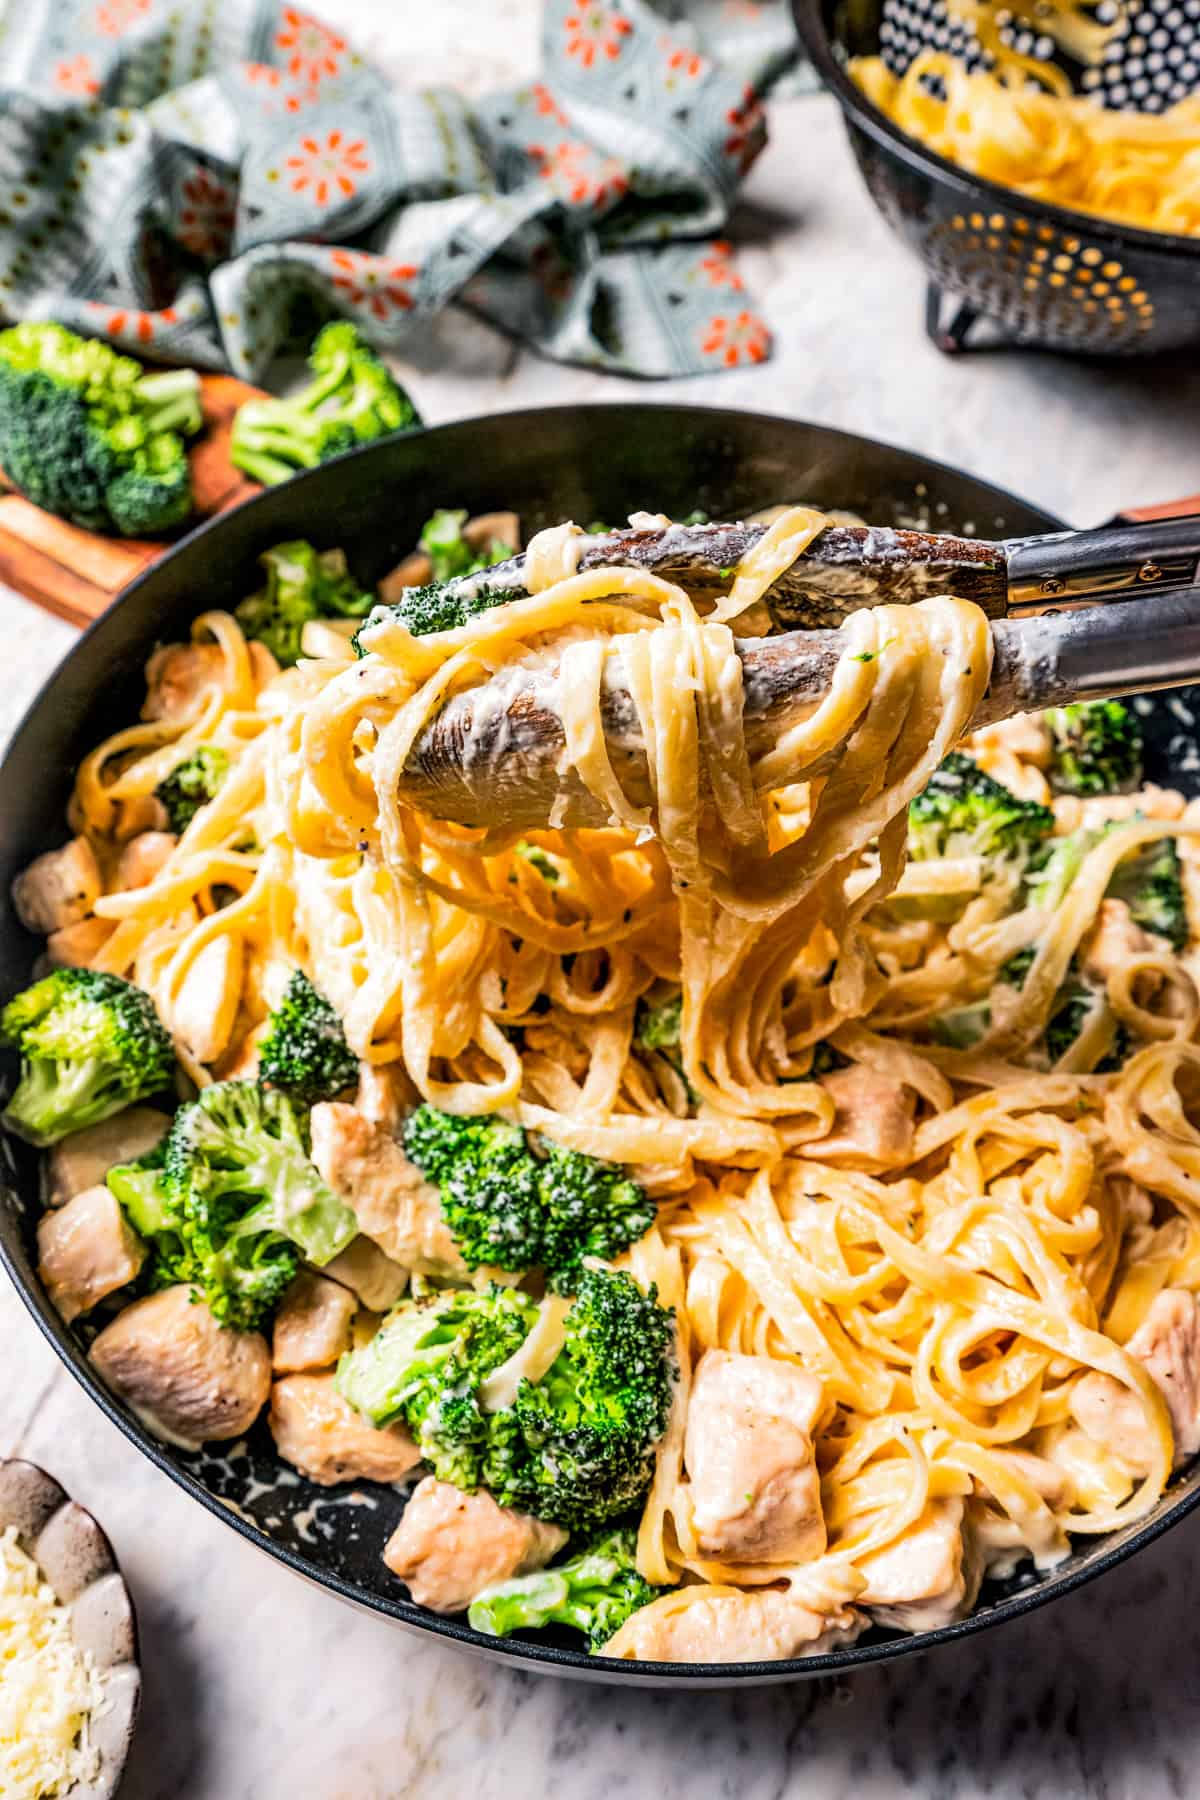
{"left": 1005, "top": 515, "right": 1200, "bottom": 615}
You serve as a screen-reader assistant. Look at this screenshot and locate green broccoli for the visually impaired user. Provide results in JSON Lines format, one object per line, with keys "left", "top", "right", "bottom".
{"left": 635, "top": 993, "right": 682, "bottom": 1054}
{"left": 351, "top": 580, "right": 525, "bottom": 654}
{"left": 419, "top": 509, "right": 512, "bottom": 584}
{"left": 236, "top": 541, "right": 373, "bottom": 667}
{"left": 1108, "top": 836, "right": 1188, "bottom": 951}
{"left": 469, "top": 1526, "right": 660, "bottom": 1651}
{"left": 1024, "top": 823, "right": 1187, "bottom": 952}
{"left": 1045, "top": 700, "right": 1143, "bottom": 797}
{"left": 510, "top": 1267, "right": 677, "bottom": 1530}
{"left": 908, "top": 753, "right": 1055, "bottom": 869}
{"left": 402, "top": 1105, "right": 655, "bottom": 1288}
{"left": 338, "top": 1266, "right": 676, "bottom": 1530}
{"left": 109, "top": 1079, "right": 357, "bottom": 1330}
{"left": 633, "top": 990, "right": 698, "bottom": 1108}
{"left": 513, "top": 840, "right": 560, "bottom": 885}
{"left": 987, "top": 945, "right": 1131, "bottom": 1071}
{"left": 0, "top": 321, "right": 203, "bottom": 536}
{"left": 1, "top": 969, "right": 174, "bottom": 1147}
{"left": 257, "top": 970, "right": 358, "bottom": 1107}
{"left": 335, "top": 1283, "right": 540, "bottom": 1491}
{"left": 229, "top": 321, "right": 420, "bottom": 487}
{"left": 155, "top": 745, "right": 229, "bottom": 834}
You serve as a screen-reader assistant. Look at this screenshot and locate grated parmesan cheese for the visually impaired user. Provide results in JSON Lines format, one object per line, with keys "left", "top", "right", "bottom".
{"left": 0, "top": 1526, "right": 104, "bottom": 1799}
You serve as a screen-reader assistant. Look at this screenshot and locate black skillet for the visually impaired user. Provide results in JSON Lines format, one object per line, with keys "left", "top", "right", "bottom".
{"left": 2, "top": 403, "right": 1199, "bottom": 1687}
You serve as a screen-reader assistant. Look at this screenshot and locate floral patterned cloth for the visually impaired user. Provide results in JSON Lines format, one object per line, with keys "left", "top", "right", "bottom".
{"left": 0, "top": 0, "right": 799, "bottom": 379}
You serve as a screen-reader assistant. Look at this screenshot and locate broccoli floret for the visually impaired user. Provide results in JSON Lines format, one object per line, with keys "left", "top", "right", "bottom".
{"left": 0, "top": 322, "right": 202, "bottom": 537}
{"left": 338, "top": 1267, "right": 676, "bottom": 1529}
{"left": 1045, "top": 700, "right": 1143, "bottom": 797}
{"left": 351, "top": 581, "right": 525, "bottom": 655}
{"left": 1, "top": 969, "right": 174, "bottom": 1147}
{"left": 236, "top": 541, "right": 373, "bottom": 667}
{"left": 229, "top": 321, "right": 420, "bottom": 487}
{"left": 633, "top": 990, "right": 699, "bottom": 1108}
{"left": 1108, "top": 836, "right": 1188, "bottom": 952}
{"left": 154, "top": 745, "right": 229, "bottom": 833}
{"left": 908, "top": 753, "right": 1055, "bottom": 867}
{"left": 110, "top": 1079, "right": 357, "bottom": 1330}
{"left": 257, "top": 970, "right": 358, "bottom": 1107}
{"left": 929, "top": 1000, "right": 993, "bottom": 1050}
{"left": 336, "top": 1283, "right": 540, "bottom": 1490}
{"left": 985, "top": 946, "right": 1131, "bottom": 1072}
{"left": 469, "top": 1526, "right": 660, "bottom": 1652}
{"left": 1024, "top": 822, "right": 1188, "bottom": 952}
{"left": 511, "top": 1268, "right": 676, "bottom": 1530}
{"left": 402, "top": 1105, "right": 655, "bottom": 1287}
{"left": 419, "top": 508, "right": 512, "bottom": 584}
{"left": 635, "top": 994, "right": 682, "bottom": 1053}
{"left": 513, "top": 840, "right": 560, "bottom": 884}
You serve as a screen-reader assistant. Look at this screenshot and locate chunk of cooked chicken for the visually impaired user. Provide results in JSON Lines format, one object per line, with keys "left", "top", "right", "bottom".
{"left": 12, "top": 837, "right": 102, "bottom": 935}
{"left": 142, "top": 643, "right": 224, "bottom": 722}
{"left": 37, "top": 1185, "right": 146, "bottom": 1324}
{"left": 46, "top": 1107, "right": 170, "bottom": 1207}
{"left": 310, "top": 1103, "right": 465, "bottom": 1277}
{"left": 1073, "top": 1290, "right": 1200, "bottom": 1472}
{"left": 112, "top": 794, "right": 170, "bottom": 842}
{"left": 355, "top": 1062, "right": 418, "bottom": 1133}
{"left": 856, "top": 1498, "right": 980, "bottom": 1632}
{"left": 90, "top": 1286, "right": 270, "bottom": 1448}
{"left": 605, "top": 1588, "right": 864, "bottom": 1663}
{"left": 272, "top": 1271, "right": 357, "bottom": 1374}
{"left": 45, "top": 915, "right": 114, "bottom": 969}
{"left": 322, "top": 1235, "right": 409, "bottom": 1313}
{"left": 815, "top": 1064, "right": 915, "bottom": 1171}
{"left": 171, "top": 934, "right": 243, "bottom": 1066}
{"left": 114, "top": 831, "right": 177, "bottom": 892}
{"left": 270, "top": 1373, "right": 421, "bottom": 1487}
{"left": 383, "top": 1477, "right": 566, "bottom": 1614}
{"left": 1080, "top": 898, "right": 1164, "bottom": 985}
{"left": 1069, "top": 1374, "right": 1154, "bottom": 1475}
{"left": 1130, "top": 1288, "right": 1200, "bottom": 1462}
{"left": 684, "top": 1350, "right": 826, "bottom": 1563}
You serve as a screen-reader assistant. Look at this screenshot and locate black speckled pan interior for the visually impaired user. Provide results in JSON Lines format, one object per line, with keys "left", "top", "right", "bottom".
{"left": 2, "top": 404, "right": 1198, "bottom": 1687}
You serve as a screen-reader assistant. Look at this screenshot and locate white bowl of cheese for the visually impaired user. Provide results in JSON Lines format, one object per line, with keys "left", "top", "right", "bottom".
{"left": 0, "top": 1459, "right": 139, "bottom": 1799}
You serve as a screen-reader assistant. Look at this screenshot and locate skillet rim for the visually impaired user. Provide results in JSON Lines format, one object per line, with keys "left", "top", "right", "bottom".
{"left": 4, "top": 399, "right": 1198, "bottom": 1685}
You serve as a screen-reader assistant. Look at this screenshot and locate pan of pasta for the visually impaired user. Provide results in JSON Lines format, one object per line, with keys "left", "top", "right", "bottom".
{"left": 792, "top": 0, "right": 1200, "bottom": 356}
{"left": 4, "top": 402, "right": 1200, "bottom": 1685}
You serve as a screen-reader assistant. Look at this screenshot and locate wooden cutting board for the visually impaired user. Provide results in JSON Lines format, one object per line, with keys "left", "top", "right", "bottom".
{"left": 0, "top": 374, "right": 265, "bottom": 629}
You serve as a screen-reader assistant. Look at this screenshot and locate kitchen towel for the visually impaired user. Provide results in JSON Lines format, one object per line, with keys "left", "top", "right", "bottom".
{"left": 0, "top": 0, "right": 799, "bottom": 378}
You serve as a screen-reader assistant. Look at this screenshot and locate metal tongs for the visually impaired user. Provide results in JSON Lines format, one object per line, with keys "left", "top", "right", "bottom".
{"left": 398, "top": 514, "right": 1200, "bottom": 830}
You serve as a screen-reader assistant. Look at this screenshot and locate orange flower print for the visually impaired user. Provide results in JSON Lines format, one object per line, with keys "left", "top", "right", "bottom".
{"left": 528, "top": 141, "right": 628, "bottom": 210}
{"left": 564, "top": 6, "right": 633, "bottom": 69}
{"left": 329, "top": 250, "right": 417, "bottom": 319}
{"left": 662, "top": 37, "right": 706, "bottom": 80}
{"left": 701, "top": 310, "right": 769, "bottom": 367}
{"left": 246, "top": 62, "right": 282, "bottom": 88}
{"left": 285, "top": 130, "right": 368, "bottom": 206}
{"left": 700, "top": 241, "right": 745, "bottom": 290}
{"left": 275, "top": 6, "right": 346, "bottom": 87}
{"left": 54, "top": 54, "right": 99, "bottom": 96}
{"left": 94, "top": 305, "right": 179, "bottom": 345}
{"left": 531, "top": 82, "right": 569, "bottom": 124}
{"left": 178, "top": 169, "right": 236, "bottom": 259}
{"left": 94, "top": 0, "right": 150, "bottom": 36}
{"left": 724, "top": 86, "right": 766, "bottom": 174}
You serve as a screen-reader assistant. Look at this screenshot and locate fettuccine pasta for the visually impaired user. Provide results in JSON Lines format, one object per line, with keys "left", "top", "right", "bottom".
{"left": 24, "top": 502, "right": 1200, "bottom": 1665}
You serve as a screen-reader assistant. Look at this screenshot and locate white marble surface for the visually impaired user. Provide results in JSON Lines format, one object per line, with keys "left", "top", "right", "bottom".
{"left": 4, "top": 3, "right": 1200, "bottom": 1796}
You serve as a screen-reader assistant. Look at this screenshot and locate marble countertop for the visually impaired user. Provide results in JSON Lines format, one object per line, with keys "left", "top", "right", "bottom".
{"left": 4, "top": 4, "right": 1200, "bottom": 1796}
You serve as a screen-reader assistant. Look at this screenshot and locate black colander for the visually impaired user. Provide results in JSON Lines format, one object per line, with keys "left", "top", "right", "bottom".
{"left": 791, "top": 0, "right": 1200, "bottom": 354}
